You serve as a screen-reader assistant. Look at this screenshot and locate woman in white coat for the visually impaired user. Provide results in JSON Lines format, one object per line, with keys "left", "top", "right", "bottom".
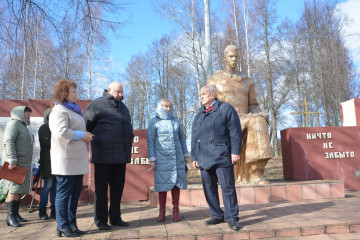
{"left": 49, "top": 80, "right": 93, "bottom": 237}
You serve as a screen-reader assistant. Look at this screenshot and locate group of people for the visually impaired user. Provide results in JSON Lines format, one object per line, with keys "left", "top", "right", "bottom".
{"left": 1, "top": 44, "right": 270, "bottom": 236}
{"left": 1, "top": 80, "right": 133, "bottom": 237}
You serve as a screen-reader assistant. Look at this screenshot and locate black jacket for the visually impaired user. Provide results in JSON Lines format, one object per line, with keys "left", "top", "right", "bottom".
{"left": 83, "top": 90, "right": 134, "bottom": 164}
{"left": 191, "top": 100, "right": 242, "bottom": 170}
{"left": 38, "top": 108, "right": 54, "bottom": 179}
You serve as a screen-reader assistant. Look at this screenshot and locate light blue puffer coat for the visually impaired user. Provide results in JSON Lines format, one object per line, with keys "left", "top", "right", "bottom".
{"left": 147, "top": 103, "right": 188, "bottom": 192}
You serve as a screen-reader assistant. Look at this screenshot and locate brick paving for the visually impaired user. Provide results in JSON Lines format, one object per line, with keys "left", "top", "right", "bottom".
{"left": 0, "top": 191, "right": 360, "bottom": 239}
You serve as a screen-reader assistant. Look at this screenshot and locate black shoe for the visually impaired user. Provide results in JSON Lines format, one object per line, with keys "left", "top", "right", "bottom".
{"left": 70, "top": 224, "right": 85, "bottom": 235}
{"left": 38, "top": 208, "right": 49, "bottom": 220}
{"left": 204, "top": 217, "right": 224, "bottom": 226}
{"left": 228, "top": 220, "right": 242, "bottom": 231}
{"left": 57, "top": 227, "right": 78, "bottom": 237}
{"left": 97, "top": 223, "right": 111, "bottom": 230}
{"left": 111, "top": 218, "right": 129, "bottom": 227}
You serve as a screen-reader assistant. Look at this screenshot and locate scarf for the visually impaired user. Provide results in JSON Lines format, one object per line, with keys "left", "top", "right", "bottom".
{"left": 206, "top": 100, "right": 217, "bottom": 113}
{"left": 57, "top": 101, "right": 83, "bottom": 116}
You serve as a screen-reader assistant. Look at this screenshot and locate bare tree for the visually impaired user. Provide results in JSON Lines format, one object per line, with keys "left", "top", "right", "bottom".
{"left": 155, "top": 0, "right": 206, "bottom": 107}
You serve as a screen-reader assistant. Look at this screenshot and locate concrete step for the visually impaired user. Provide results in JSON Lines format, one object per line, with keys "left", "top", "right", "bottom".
{"left": 149, "top": 180, "right": 345, "bottom": 207}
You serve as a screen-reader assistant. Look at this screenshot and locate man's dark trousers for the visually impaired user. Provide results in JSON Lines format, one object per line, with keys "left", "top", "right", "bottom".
{"left": 200, "top": 166, "right": 239, "bottom": 222}
{"left": 94, "top": 163, "right": 126, "bottom": 225}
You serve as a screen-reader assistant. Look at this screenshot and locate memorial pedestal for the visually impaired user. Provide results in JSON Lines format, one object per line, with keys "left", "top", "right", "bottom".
{"left": 149, "top": 180, "right": 344, "bottom": 207}
{"left": 281, "top": 127, "right": 360, "bottom": 191}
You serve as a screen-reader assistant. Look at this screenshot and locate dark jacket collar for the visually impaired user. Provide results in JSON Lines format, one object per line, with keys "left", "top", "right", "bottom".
{"left": 103, "top": 90, "right": 124, "bottom": 107}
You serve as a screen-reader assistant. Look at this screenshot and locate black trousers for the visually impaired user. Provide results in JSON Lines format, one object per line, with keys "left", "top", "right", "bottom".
{"left": 200, "top": 166, "right": 239, "bottom": 222}
{"left": 94, "top": 163, "right": 126, "bottom": 225}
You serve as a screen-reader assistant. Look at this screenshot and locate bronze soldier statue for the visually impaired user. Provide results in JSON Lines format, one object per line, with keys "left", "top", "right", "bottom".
{"left": 207, "top": 45, "right": 272, "bottom": 184}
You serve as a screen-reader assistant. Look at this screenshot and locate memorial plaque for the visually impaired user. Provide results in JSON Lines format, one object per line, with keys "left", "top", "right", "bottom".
{"left": 281, "top": 126, "right": 360, "bottom": 191}
{"left": 122, "top": 129, "right": 153, "bottom": 201}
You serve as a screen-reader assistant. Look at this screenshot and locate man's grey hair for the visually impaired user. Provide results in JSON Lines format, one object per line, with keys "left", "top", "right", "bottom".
{"left": 201, "top": 85, "right": 216, "bottom": 98}
{"left": 224, "top": 45, "right": 237, "bottom": 56}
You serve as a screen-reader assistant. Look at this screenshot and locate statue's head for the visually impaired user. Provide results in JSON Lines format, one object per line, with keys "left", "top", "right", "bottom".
{"left": 224, "top": 45, "right": 238, "bottom": 69}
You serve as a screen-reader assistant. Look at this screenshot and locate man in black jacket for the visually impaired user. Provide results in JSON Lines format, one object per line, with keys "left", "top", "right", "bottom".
{"left": 191, "top": 85, "right": 242, "bottom": 231}
{"left": 84, "top": 82, "right": 133, "bottom": 230}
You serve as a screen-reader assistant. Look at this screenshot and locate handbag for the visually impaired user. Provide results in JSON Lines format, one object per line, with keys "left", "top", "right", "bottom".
{"left": 0, "top": 162, "right": 29, "bottom": 185}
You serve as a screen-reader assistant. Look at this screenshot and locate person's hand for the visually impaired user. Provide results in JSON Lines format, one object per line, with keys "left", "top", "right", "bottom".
{"left": 149, "top": 161, "right": 156, "bottom": 167}
{"left": 231, "top": 154, "right": 240, "bottom": 164}
{"left": 82, "top": 132, "right": 94, "bottom": 143}
{"left": 184, "top": 157, "right": 189, "bottom": 163}
{"left": 192, "top": 161, "right": 198, "bottom": 170}
{"left": 8, "top": 164, "right": 16, "bottom": 170}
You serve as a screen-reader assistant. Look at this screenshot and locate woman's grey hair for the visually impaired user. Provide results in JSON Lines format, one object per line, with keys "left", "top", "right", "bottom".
{"left": 201, "top": 85, "right": 216, "bottom": 98}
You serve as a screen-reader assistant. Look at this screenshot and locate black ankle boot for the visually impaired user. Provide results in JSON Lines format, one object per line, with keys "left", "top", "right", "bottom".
{"left": 38, "top": 208, "right": 49, "bottom": 220}
{"left": 57, "top": 227, "right": 78, "bottom": 237}
{"left": 15, "top": 200, "right": 27, "bottom": 222}
{"left": 6, "top": 200, "right": 21, "bottom": 227}
{"left": 50, "top": 206, "right": 56, "bottom": 219}
{"left": 70, "top": 224, "right": 85, "bottom": 235}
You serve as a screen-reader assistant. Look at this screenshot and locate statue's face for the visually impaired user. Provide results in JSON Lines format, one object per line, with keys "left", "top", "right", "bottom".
{"left": 224, "top": 48, "right": 238, "bottom": 68}
{"left": 200, "top": 88, "right": 215, "bottom": 107}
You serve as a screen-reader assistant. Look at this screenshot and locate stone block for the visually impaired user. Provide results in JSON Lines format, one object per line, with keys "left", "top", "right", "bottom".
{"left": 270, "top": 185, "right": 286, "bottom": 202}
{"left": 276, "top": 228, "right": 301, "bottom": 237}
{"left": 316, "top": 183, "right": 331, "bottom": 199}
{"left": 326, "top": 225, "right": 349, "bottom": 234}
{"left": 350, "top": 224, "right": 360, "bottom": 233}
{"left": 286, "top": 185, "right": 302, "bottom": 201}
{"left": 255, "top": 186, "right": 270, "bottom": 203}
{"left": 301, "top": 184, "right": 316, "bottom": 200}
{"left": 250, "top": 229, "right": 275, "bottom": 239}
{"left": 301, "top": 226, "right": 325, "bottom": 236}
{"left": 331, "top": 183, "right": 345, "bottom": 198}
{"left": 239, "top": 187, "right": 255, "bottom": 204}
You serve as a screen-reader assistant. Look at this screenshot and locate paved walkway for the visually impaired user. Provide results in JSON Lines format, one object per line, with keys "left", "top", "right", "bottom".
{"left": 1, "top": 191, "right": 360, "bottom": 239}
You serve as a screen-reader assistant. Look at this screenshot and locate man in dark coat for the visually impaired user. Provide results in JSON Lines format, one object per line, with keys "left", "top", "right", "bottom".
{"left": 84, "top": 82, "right": 133, "bottom": 230}
{"left": 38, "top": 108, "right": 56, "bottom": 220}
{"left": 191, "top": 85, "right": 242, "bottom": 231}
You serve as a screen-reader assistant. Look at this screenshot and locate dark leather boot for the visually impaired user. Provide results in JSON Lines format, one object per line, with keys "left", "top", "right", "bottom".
{"left": 50, "top": 206, "right": 56, "bottom": 219}
{"left": 6, "top": 200, "right": 21, "bottom": 227}
{"left": 38, "top": 208, "right": 49, "bottom": 220}
{"left": 15, "top": 200, "right": 27, "bottom": 222}
{"left": 57, "top": 227, "right": 78, "bottom": 237}
{"left": 70, "top": 224, "right": 85, "bottom": 235}
{"left": 171, "top": 187, "right": 180, "bottom": 222}
{"left": 157, "top": 192, "right": 167, "bottom": 222}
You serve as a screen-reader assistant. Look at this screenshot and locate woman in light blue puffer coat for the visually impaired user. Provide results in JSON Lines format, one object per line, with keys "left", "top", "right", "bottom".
{"left": 147, "top": 99, "right": 189, "bottom": 222}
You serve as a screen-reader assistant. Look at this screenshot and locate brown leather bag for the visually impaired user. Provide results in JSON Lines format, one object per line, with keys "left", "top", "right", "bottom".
{"left": 0, "top": 162, "right": 28, "bottom": 185}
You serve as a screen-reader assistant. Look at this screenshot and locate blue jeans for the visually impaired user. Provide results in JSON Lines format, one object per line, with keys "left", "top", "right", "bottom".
{"left": 39, "top": 177, "right": 57, "bottom": 209}
{"left": 55, "top": 175, "right": 83, "bottom": 229}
